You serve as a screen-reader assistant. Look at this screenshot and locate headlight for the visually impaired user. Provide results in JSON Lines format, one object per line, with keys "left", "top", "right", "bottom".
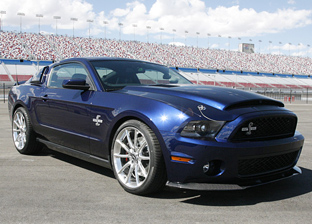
{"left": 181, "top": 120, "right": 225, "bottom": 139}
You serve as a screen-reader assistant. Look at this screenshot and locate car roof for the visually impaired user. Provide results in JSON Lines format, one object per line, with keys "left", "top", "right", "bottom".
{"left": 59, "top": 57, "right": 150, "bottom": 64}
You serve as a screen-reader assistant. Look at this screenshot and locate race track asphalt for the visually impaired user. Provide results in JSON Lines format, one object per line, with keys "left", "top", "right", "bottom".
{"left": 1, "top": 102, "right": 312, "bottom": 224}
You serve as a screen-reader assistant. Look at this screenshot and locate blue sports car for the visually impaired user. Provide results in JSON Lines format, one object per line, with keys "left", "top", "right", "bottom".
{"left": 8, "top": 57, "right": 304, "bottom": 195}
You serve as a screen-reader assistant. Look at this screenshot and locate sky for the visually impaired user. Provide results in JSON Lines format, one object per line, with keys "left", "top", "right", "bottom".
{"left": 0, "top": 0, "right": 312, "bottom": 57}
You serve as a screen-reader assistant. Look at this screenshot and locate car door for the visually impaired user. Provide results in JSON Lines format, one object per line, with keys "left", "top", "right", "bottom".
{"left": 34, "top": 62, "right": 94, "bottom": 153}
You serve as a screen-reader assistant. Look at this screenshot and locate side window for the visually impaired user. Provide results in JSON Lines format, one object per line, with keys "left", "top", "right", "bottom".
{"left": 47, "top": 63, "right": 92, "bottom": 89}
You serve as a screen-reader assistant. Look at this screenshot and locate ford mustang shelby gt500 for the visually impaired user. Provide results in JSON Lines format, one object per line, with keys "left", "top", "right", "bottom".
{"left": 8, "top": 57, "right": 304, "bottom": 195}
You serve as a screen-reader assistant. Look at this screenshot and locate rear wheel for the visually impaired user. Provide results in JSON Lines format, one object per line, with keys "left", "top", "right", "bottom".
{"left": 111, "top": 120, "right": 167, "bottom": 195}
{"left": 12, "top": 107, "right": 42, "bottom": 155}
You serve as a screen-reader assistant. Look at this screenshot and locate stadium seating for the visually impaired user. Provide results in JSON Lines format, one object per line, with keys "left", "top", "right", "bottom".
{"left": 0, "top": 31, "right": 311, "bottom": 89}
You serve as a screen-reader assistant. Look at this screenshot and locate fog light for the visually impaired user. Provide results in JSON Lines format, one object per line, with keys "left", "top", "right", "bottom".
{"left": 203, "top": 160, "right": 225, "bottom": 176}
{"left": 203, "top": 163, "right": 210, "bottom": 173}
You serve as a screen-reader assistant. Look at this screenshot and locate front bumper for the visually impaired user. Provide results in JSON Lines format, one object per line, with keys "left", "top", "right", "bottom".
{"left": 167, "top": 166, "right": 302, "bottom": 190}
{"left": 163, "top": 131, "right": 304, "bottom": 190}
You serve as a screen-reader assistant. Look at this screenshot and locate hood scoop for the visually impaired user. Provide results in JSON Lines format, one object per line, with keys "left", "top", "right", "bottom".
{"left": 224, "top": 99, "right": 284, "bottom": 111}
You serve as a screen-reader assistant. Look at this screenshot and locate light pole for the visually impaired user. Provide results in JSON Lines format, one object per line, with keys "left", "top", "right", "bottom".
{"left": 269, "top": 41, "right": 272, "bottom": 54}
{"left": 17, "top": 12, "right": 25, "bottom": 33}
{"left": 196, "top": 32, "right": 200, "bottom": 48}
{"left": 103, "top": 21, "right": 108, "bottom": 39}
{"left": 307, "top": 44, "right": 310, "bottom": 58}
{"left": 207, "top": 33, "right": 211, "bottom": 49}
{"left": 228, "top": 36, "right": 231, "bottom": 51}
{"left": 132, "top": 24, "right": 137, "bottom": 41}
{"left": 279, "top": 42, "right": 282, "bottom": 55}
{"left": 53, "top": 16, "right": 61, "bottom": 35}
{"left": 297, "top": 43, "right": 301, "bottom": 56}
{"left": 172, "top": 29, "right": 176, "bottom": 43}
{"left": 218, "top": 35, "right": 221, "bottom": 50}
{"left": 185, "top": 30, "right": 188, "bottom": 46}
{"left": 289, "top": 43, "right": 292, "bottom": 56}
{"left": 146, "top": 26, "right": 151, "bottom": 43}
{"left": 160, "top": 27, "right": 164, "bottom": 44}
{"left": 87, "top": 19, "right": 93, "bottom": 38}
{"left": 118, "top": 22, "right": 123, "bottom": 40}
{"left": 0, "top": 11, "right": 6, "bottom": 31}
{"left": 70, "top": 17, "right": 78, "bottom": 38}
{"left": 258, "top": 40, "right": 262, "bottom": 53}
{"left": 36, "top": 14, "right": 43, "bottom": 34}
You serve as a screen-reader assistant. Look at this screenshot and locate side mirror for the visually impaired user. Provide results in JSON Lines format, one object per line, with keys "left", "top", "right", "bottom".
{"left": 62, "top": 79, "right": 90, "bottom": 91}
{"left": 163, "top": 73, "right": 171, "bottom": 79}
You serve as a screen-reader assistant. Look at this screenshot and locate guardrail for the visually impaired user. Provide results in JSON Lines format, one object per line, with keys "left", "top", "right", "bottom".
{"left": 1, "top": 83, "right": 10, "bottom": 103}
{"left": 0, "top": 83, "right": 310, "bottom": 104}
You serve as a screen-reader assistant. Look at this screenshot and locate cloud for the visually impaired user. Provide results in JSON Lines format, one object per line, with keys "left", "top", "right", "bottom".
{"left": 101, "top": 0, "right": 312, "bottom": 39}
{"left": 0, "top": 0, "right": 311, "bottom": 40}
{"left": 0, "top": 0, "right": 95, "bottom": 30}
{"left": 169, "top": 42, "right": 185, "bottom": 47}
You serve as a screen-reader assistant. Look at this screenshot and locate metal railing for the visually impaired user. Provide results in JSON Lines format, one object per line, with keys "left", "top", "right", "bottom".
{"left": 0, "top": 83, "right": 11, "bottom": 103}
{"left": 0, "top": 83, "right": 310, "bottom": 104}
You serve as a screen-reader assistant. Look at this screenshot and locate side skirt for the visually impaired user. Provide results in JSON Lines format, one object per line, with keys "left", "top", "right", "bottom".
{"left": 37, "top": 138, "right": 111, "bottom": 169}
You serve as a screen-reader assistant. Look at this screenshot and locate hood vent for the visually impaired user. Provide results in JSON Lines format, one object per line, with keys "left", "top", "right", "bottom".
{"left": 224, "top": 99, "right": 284, "bottom": 111}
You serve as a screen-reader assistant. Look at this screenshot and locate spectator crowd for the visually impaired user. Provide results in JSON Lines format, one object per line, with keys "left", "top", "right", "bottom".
{"left": 1, "top": 31, "right": 312, "bottom": 76}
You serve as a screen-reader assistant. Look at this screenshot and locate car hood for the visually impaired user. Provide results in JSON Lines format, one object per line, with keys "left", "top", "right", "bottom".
{"left": 118, "top": 85, "right": 285, "bottom": 121}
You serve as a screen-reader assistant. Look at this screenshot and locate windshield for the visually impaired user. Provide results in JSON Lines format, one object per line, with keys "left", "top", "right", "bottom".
{"left": 90, "top": 60, "right": 192, "bottom": 90}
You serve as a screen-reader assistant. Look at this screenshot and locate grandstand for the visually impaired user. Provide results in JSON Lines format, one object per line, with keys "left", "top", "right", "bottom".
{"left": 0, "top": 31, "right": 311, "bottom": 103}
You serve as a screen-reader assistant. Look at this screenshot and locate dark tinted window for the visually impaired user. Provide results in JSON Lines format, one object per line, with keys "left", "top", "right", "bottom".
{"left": 90, "top": 60, "right": 192, "bottom": 90}
{"left": 47, "top": 63, "right": 92, "bottom": 89}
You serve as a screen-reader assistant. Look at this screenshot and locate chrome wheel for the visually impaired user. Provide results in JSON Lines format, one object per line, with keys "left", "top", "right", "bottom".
{"left": 12, "top": 107, "right": 42, "bottom": 155}
{"left": 113, "top": 126, "right": 151, "bottom": 189}
{"left": 13, "top": 110, "right": 27, "bottom": 150}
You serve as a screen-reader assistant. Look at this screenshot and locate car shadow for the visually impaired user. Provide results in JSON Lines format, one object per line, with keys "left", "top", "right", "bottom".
{"left": 37, "top": 147, "right": 312, "bottom": 205}
{"left": 152, "top": 167, "right": 312, "bottom": 206}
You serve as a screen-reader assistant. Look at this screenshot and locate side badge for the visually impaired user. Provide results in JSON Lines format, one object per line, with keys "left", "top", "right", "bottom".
{"left": 198, "top": 105, "right": 212, "bottom": 120}
{"left": 93, "top": 115, "right": 103, "bottom": 126}
{"left": 197, "top": 105, "right": 206, "bottom": 111}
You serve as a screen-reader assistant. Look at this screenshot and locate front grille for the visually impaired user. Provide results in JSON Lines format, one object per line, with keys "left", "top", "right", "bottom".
{"left": 238, "top": 150, "right": 300, "bottom": 177}
{"left": 231, "top": 115, "right": 297, "bottom": 141}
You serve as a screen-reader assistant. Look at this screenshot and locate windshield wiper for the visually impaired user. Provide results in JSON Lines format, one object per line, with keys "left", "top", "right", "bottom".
{"left": 148, "top": 84, "right": 179, "bottom": 88}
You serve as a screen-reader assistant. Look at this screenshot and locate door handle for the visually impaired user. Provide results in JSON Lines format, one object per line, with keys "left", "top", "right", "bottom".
{"left": 41, "top": 94, "right": 49, "bottom": 101}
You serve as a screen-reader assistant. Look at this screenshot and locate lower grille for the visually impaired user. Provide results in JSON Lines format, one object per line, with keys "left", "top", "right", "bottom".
{"left": 238, "top": 150, "right": 300, "bottom": 177}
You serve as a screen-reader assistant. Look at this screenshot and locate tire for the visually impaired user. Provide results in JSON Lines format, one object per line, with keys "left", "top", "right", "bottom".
{"left": 111, "top": 120, "right": 167, "bottom": 195}
{"left": 12, "top": 107, "right": 42, "bottom": 155}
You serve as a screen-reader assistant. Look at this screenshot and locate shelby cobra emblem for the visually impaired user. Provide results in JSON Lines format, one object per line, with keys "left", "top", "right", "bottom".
{"left": 93, "top": 115, "right": 103, "bottom": 126}
{"left": 241, "top": 122, "right": 257, "bottom": 135}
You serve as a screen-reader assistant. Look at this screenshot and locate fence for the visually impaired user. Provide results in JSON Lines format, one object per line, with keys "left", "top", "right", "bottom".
{"left": 1, "top": 83, "right": 311, "bottom": 104}
{"left": 256, "top": 88, "right": 311, "bottom": 104}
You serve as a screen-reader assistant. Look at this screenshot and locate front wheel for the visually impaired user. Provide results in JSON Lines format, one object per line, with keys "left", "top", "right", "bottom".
{"left": 12, "top": 107, "right": 42, "bottom": 155}
{"left": 111, "top": 120, "right": 167, "bottom": 195}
